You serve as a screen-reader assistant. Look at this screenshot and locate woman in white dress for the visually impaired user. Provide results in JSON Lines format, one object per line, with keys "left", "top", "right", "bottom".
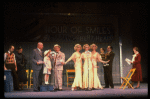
{"left": 65, "top": 44, "right": 82, "bottom": 91}
{"left": 90, "top": 44, "right": 109, "bottom": 90}
{"left": 43, "top": 50, "right": 52, "bottom": 85}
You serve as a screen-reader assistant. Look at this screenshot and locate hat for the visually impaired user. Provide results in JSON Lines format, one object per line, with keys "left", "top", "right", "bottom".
{"left": 53, "top": 44, "right": 61, "bottom": 49}
{"left": 44, "top": 50, "right": 50, "bottom": 56}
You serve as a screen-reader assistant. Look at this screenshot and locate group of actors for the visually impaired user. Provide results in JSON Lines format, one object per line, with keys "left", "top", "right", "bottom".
{"left": 4, "top": 42, "right": 142, "bottom": 92}
{"left": 32, "top": 42, "right": 114, "bottom": 91}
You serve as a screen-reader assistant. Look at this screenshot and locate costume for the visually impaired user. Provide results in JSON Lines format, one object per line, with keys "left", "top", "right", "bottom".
{"left": 131, "top": 53, "right": 142, "bottom": 82}
{"left": 52, "top": 51, "right": 65, "bottom": 90}
{"left": 32, "top": 48, "right": 44, "bottom": 91}
{"left": 103, "top": 51, "right": 115, "bottom": 88}
{"left": 4, "top": 51, "right": 19, "bottom": 90}
{"left": 43, "top": 56, "right": 51, "bottom": 74}
{"left": 16, "top": 52, "right": 27, "bottom": 83}
{"left": 82, "top": 51, "right": 93, "bottom": 89}
{"left": 91, "top": 52, "right": 103, "bottom": 89}
{"left": 65, "top": 52, "right": 82, "bottom": 88}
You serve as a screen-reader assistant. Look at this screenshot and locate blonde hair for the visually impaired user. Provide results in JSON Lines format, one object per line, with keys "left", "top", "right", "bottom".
{"left": 90, "top": 43, "right": 98, "bottom": 50}
{"left": 83, "top": 44, "right": 90, "bottom": 49}
{"left": 74, "top": 44, "right": 82, "bottom": 51}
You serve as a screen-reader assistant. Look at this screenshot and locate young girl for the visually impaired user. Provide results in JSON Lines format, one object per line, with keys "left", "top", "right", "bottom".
{"left": 43, "top": 50, "right": 52, "bottom": 84}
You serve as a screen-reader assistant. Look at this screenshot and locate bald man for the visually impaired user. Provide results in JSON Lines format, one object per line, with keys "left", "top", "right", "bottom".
{"left": 32, "top": 42, "right": 44, "bottom": 91}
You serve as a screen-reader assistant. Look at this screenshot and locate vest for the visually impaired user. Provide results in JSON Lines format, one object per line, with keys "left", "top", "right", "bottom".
{"left": 5, "top": 52, "right": 15, "bottom": 64}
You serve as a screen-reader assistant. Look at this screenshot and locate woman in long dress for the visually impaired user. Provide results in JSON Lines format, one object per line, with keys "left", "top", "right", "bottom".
{"left": 65, "top": 44, "right": 82, "bottom": 91}
{"left": 128, "top": 47, "right": 142, "bottom": 89}
{"left": 90, "top": 44, "right": 108, "bottom": 90}
{"left": 81, "top": 44, "right": 93, "bottom": 90}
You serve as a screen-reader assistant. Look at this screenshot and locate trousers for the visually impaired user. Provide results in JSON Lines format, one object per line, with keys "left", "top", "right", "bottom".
{"left": 54, "top": 69, "right": 63, "bottom": 89}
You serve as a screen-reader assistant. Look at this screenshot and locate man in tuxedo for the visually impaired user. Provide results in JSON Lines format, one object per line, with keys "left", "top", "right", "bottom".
{"left": 32, "top": 42, "right": 44, "bottom": 91}
{"left": 51, "top": 44, "right": 65, "bottom": 91}
{"left": 103, "top": 46, "right": 115, "bottom": 88}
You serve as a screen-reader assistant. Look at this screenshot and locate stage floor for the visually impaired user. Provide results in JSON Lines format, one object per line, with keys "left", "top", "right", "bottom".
{"left": 4, "top": 83, "right": 148, "bottom": 98}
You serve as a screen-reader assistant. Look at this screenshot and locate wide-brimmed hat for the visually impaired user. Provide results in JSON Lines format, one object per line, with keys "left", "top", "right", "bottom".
{"left": 53, "top": 44, "right": 61, "bottom": 49}
{"left": 44, "top": 50, "right": 50, "bottom": 56}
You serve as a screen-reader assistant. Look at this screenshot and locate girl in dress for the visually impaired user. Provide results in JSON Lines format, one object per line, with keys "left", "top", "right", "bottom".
{"left": 90, "top": 44, "right": 109, "bottom": 90}
{"left": 65, "top": 44, "right": 82, "bottom": 91}
{"left": 43, "top": 50, "right": 52, "bottom": 85}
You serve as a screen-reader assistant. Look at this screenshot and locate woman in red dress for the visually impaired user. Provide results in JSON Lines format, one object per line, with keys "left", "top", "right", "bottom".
{"left": 129, "top": 47, "right": 142, "bottom": 89}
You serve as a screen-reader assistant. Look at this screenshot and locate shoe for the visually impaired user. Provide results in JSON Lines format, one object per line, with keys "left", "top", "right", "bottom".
{"left": 33, "top": 90, "right": 39, "bottom": 92}
{"left": 134, "top": 86, "right": 140, "bottom": 89}
{"left": 59, "top": 89, "right": 63, "bottom": 91}
{"left": 111, "top": 86, "right": 114, "bottom": 89}
{"left": 103, "top": 86, "right": 109, "bottom": 88}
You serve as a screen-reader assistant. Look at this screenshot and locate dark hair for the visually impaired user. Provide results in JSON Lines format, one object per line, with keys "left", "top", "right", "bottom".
{"left": 100, "top": 48, "right": 105, "bottom": 52}
{"left": 133, "top": 47, "right": 139, "bottom": 51}
{"left": 108, "top": 45, "right": 113, "bottom": 50}
{"left": 17, "top": 46, "right": 23, "bottom": 50}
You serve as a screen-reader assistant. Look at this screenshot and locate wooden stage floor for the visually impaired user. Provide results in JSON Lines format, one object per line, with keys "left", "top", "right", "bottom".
{"left": 4, "top": 83, "right": 148, "bottom": 98}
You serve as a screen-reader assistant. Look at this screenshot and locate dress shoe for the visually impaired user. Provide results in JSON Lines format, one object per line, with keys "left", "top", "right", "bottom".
{"left": 59, "top": 89, "right": 63, "bottom": 91}
{"left": 33, "top": 90, "right": 39, "bottom": 92}
{"left": 103, "top": 86, "right": 109, "bottom": 88}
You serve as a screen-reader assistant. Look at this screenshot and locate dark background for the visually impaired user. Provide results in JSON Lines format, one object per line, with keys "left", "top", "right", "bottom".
{"left": 3, "top": 2, "right": 148, "bottom": 82}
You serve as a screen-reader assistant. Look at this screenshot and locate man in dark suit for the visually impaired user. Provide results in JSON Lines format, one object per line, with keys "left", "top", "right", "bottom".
{"left": 103, "top": 46, "right": 115, "bottom": 88}
{"left": 32, "top": 42, "right": 44, "bottom": 91}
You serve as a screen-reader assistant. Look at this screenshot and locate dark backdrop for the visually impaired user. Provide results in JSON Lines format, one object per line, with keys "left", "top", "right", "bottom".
{"left": 3, "top": 2, "right": 148, "bottom": 83}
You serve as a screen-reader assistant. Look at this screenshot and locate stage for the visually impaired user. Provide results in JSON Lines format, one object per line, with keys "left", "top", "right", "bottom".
{"left": 4, "top": 83, "right": 148, "bottom": 98}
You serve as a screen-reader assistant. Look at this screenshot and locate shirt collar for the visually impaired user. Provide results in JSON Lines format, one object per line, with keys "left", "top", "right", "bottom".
{"left": 8, "top": 51, "right": 11, "bottom": 54}
{"left": 37, "top": 48, "right": 41, "bottom": 52}
{"left": 85, "top": 50, "right": 91, "bottom": 53}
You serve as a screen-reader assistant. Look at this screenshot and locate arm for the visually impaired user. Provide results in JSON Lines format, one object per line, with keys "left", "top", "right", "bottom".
{"left": 4, "top": 53, "right": 7, "bottom": 70}
{"left": 14, "top": 54, "right": 17, "bottom": 71}
{"left": 65, "top": 53, "right": 75, "bottom": 64}
{"left": 97, "top": 53, "right": 108, "bottom": 63}
{"left": 32, "top": 49, "right": 38, "bottom": 65}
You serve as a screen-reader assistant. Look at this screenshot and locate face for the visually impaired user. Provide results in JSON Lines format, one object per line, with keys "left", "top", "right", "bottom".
{"left": 38, "top": 43, "right": 44, "bottom": 50}
{"left": 76, "top": 45, "right": 81, "bottom": 51}
{"left": 10, "top": 46, "right": 14, "bottom": 52}
{"left": 133, "top": 48, "right": 137, "bottom": 54}
{"left": 54, "top": 46, "right": 60, "bottom": 52}
{"left": 107, "top": 46, "right": 111, "bottom": 52}
{"left": 18, "top": 48, "right": 23, "bottom": 53}
{"left": 85, "top": 45, "right": 89, "bottom": 51}
{"left": 100, "top": 48, "right": 104, "bottom": 53}
{"left": 92, "top": 44, "right": 97, "bottom": 50}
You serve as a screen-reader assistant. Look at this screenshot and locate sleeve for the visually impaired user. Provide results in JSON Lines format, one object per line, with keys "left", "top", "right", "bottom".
{"left": 4, "top": 53, "right": 7, "bottom": 62}
{"left": 109, "top": 52, "right": 115, "bottom": 62}
{"left": 32, "top": 50, "right": 37, "bottom": 65}
{"left": 62, "top": 53, "right": 65, "bottom": 63}
{"left": 65, "top": 53, "right": 75, "bottom": 64}
{"left": 133, "top": 54, "right": 141, "bottom": 64}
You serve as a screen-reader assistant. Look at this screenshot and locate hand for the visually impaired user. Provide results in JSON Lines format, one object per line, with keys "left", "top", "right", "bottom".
{"left": 48, "top": 68, "right": 51, "bottom": 71}
{"left": 61, "top": 62, "right": 65, "bottom": 65}
{"left": 15, "top": 67, "right": 17, "bottom": 71}
{"left": 37, "top": 62, "right": 40, "bottom": 65}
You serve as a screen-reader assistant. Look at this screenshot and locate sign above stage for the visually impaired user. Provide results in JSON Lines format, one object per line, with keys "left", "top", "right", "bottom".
{"left": 31, "top": 25, "right": 115, "bottom": 43}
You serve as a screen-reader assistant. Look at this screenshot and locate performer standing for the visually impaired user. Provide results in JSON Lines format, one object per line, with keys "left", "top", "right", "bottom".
{"left": 81, "top": 44, "right": 93, "bottom": 90}
{"left": 128, "top": 47, "right": 142, "bottom": 89}
{"left": 52, "top": 44, "right": 65, "bottom": 91}
{"left": 32, "top": 42, "right": 44, "bottom": 92}
{"left": 103, "top": 46, "right": 115, "bottom": 89}
{"left": 43, "top": 50, "right": 52, "bottom": 85}
{"left": 4, "top": 45, "right": 20, "bottom": 90}
{"left": 16, "top": 47, "right": 27, "bottom": 90}
{"left": 90, "top": 44, "right": 108, "bottom": 90}
{"left": 65, "top": 44, "right": 82, "bottom": 91}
